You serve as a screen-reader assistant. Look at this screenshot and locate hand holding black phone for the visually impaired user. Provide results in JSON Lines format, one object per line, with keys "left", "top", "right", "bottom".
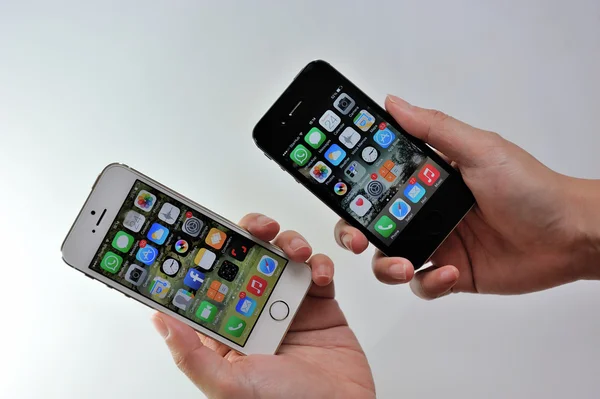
{"left": 253, "top": 60, "right": 475, "bottom": 268}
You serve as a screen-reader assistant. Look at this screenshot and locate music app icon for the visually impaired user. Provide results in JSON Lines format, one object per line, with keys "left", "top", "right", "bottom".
{"left": 418, "top": 164, "right": 440, "bottom": 186}
{"left": 247, "top": 275, "right": 268, "bottom": 297}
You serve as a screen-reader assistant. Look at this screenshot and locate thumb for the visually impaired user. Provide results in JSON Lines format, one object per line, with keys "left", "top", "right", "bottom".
{"left": 152, "top": 313, "right": 232, "bottom": 396}
{"left": 385, "top": 95, "right": 496, "bottom": 166}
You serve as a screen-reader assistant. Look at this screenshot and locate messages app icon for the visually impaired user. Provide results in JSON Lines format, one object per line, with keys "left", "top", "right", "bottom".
{"left": 304, "top": 127, "right": 326, "bottom": 149}
{"left": 290, "top": 144, "right": 312, "bottom": 167}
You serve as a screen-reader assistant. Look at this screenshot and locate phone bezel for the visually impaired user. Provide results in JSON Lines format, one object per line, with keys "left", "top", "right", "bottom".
{"left": 253, "top": 60, "right": 475, "bottom": 267}
{"left": 61, "top": 163, "right": 312, "bottom": 355}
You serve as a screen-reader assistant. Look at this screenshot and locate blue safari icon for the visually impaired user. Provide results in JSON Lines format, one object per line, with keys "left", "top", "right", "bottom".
{"left": 257, "top": 255, "right": 278, "bottom": 276}
{"left": 389, "top": 198, "right": 412, "bottom": 220}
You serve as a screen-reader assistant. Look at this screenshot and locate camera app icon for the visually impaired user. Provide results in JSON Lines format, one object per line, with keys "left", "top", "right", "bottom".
{"left": 334, "top": 93, "right": 356, "bottom": 115}
{"left": 125, "top": 264, "right": 148, "bottom": 286}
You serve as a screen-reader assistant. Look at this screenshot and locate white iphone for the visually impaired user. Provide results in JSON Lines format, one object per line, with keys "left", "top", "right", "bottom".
{"left": 61, "top": 164, "right": 312, "bottom": 355}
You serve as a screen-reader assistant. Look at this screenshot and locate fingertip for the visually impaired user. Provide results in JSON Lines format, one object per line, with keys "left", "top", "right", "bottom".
{"left": 372, "top": 257, "right": 415, "bottom": 285}
{"left": 350, "top": 234, "right": 369, "bottom": 254}
{"left": 247, "top": 217, "right": 280, "bottom": 241}
{"left": 411, "top": 265, "right": 459, "bottom": 300}
{"left": 309, "top": 254, "right": 334, "bottom": 286}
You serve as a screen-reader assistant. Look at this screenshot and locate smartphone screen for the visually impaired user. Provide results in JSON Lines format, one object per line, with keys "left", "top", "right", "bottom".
{"left": 287, "top": 92, "right": 450, "bottom": 244}
{"left": 90, "top": 180, "right": 287, "bottom": 347}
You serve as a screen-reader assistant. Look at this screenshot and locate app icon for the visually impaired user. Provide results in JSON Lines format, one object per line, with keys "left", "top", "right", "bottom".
{"left": 172, "top": 289, "right": 194, "bottom": 311}
{"left": 344, "top": 161, "right": 366, "bottom": 182}
{"left": 374, "top": 215, "right": 397, "bottom": 238}
{"left": 149, "top": 277, "right": 171, "bottom": 299}
{"left": 196, "top": 301, "right": 218, "bottom": 323}
{"left": 290, "top": 144, "right": 312, "bottom": 167}
{"left": 194, "top": 248, "right": 217, "bottom": 271}
{"left": 353, "top": 109, "right": 375, "bottom": 131}
{"left": 361, "top": 146, "right": 379, "bottom": 164}
{"left": 100, "top": 251, "right": 123, "bottom": 274}
{"left": 207, "top": 280, "right": 229, "bottom": 302}
{"left": 324, "top": 144, "right": 347, "bottom": 166}
{"left": 247, "top": 275, "right": 267, "bottom": 296}
{"left": 218, "top": 261, "right": 239, "bottom": 282}
{"left": 123, "top": 210, "right": 145, "bottom": 233}
{"left": 224, "top": 315, "right": 246, "bottom": 337}
{"left": 333, "top": 93, "right": 356, "bottom": 115}
{"left": 133, "top": 190, "right": 157, "bottom": 212}
{"left": 111, "top": 231, "right": 134, "bottom": 253}
{"left": 173, "top": 239, "right": 190, "bottom": 255}
{"left": 147, "top": 222, "right": 169, "bottom": 245}
{"left": 257, "top": 255, "right": 278, "bottom": 277}
{"left": 365, "top": 180, "right": 385, "bottom": 199}
{"left": 228, "top": 238, "right": 252, "bottom": 261}
{"left": 389, "top": 198, "right": 412, "bottom": 221}
{"left": 319, "top": 110, "right": 341, "bottom": 132}
{"left": 349, "top": 195, "right": 372, "bottom": 217}
{"left": 379, "top": 160, "right": 399, "bottom": 182}
{"left": 373, "top": 127, "right": 396, "bottom": 149}
{"left": 158, "top": 202, "right": 180, "bottom": 225}
{"left": 309, "top": 161, "right": 332, "bottom": 183}
{"left": 334, "top": 182, "right": 349, "bottom": 196}
{"left": 418, "top": 164, "right": 441, "bottom": 186}
{"left": 304, "top": 128, "right": 326, "bottom": 149}
{"left": 339, "top": 127, "right": 362, "bottom": 149}
{"left": 236, "top": 297, "right": 257, "bottom": 317}
{"left": 182, "top": 216, "right": 204, "bottom": 237}
{"left": 404, "top": 181, "right": 426, "bottom": 203}
{"left": 124, "top": 264, "right": 148, "bottom": 286}
{"left": 135, "top": 245, "right": 158, "bottom": 266}
{"left": 161, "top": 257, "right": 181, "bottom": 277}
{"left": 205, "top": 228, "right": 227, "bottom": 250}
{"left": 184, "top": 268, "right": 205, "bottom": 290}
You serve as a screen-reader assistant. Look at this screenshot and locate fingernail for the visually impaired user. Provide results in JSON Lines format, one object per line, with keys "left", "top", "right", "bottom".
{"left": 152, "top": 315, "right": 169, "bottom": 339}
{"left": 315, "top": 263, "right": 330, "bottom": 280}
{"left": 386, "top": 95, "right": 411, "bottom": 109}
{"left": 440, "top": 269, "right": 458, "bottom": 284}
{"left": 289, "top": 237, "right": 310, "bottom": 252}
{"left": 389, "top": 263, "right": 407, "bottom": 280}
{"left": 256, "top": 215, "right": 275, "bottom": 227}
{"left": 341, "top": 234, "right": 353, "bottom": 251}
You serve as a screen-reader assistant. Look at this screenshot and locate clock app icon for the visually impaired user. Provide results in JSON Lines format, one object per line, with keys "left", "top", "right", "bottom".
{"left": 161, "top": 257, "right": 181, "bottom": 277}
{"left": 361, "top": 146, "right": 379, "bottom": 164}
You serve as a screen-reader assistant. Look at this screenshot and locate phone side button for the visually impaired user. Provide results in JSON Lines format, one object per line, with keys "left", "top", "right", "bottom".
{"left": 269, "top": 300, "right": 289, "bottom": 321}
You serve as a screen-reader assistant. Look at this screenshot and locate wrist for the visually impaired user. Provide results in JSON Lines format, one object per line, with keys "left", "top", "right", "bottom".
{"left": 564, "top": 177, "right": 600, "bottom": 280}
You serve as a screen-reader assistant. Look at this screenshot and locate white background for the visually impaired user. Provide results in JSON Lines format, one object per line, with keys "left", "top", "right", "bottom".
{"left": 1, "top": 1, "right": 599, "bottom": 398}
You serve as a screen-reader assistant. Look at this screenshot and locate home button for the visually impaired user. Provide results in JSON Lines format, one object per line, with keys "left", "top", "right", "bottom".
{"left": 269, "top": 301, "right": 290, "bottom": 321}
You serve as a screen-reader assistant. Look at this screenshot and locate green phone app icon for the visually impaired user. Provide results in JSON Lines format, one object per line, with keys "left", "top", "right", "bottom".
{"left": 196, "top": 301, "right": 218, "bottom": 323}
{"left": 100, "top": 251, "right": 123, "bottom": 274}
{"left": 224, "top": 315, "right": 247, "bottom": 337}
{"left": 304, "top": 127, "right": 326, "bottom": 149}
{"left": 112, "top": 231, "right": 134, "bottom": 253}
{"left": 374, "top": 216, "right": 397, "bottom": 238}
{"left": 290, "top": 144, "right": 312, "bottom": 166}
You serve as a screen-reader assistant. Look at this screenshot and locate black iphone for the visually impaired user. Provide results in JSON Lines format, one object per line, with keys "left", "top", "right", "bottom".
{"left": 253, "top": 60, "right": 475, "bottom": 268}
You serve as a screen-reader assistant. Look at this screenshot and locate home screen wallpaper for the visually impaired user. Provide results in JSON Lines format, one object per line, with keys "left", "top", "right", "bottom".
{"left": 90, "top": 180, "right": 287, "bottom": 346}
{"left": 285, "top": 89, "right": 449, "bottom": 245}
